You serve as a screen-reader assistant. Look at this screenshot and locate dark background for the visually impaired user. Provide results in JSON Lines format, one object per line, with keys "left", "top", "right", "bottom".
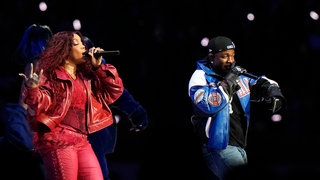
{"left": 1, "top": 0, "right": 320, "bottom": 179}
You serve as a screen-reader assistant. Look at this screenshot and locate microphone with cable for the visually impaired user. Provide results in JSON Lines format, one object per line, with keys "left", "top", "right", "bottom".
{"left": 231, "top": 64, "right": 258, "bottom": 80}
{"left": 241, "top": 71, "right": 258, "bottom": 80}
{"left": 83, "top": 50, "right": 120, "bottom": 59}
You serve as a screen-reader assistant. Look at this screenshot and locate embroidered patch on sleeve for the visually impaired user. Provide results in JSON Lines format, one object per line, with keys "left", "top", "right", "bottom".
{"left": 208, "top": 92, "right": 222, "bottom": 106}
{"left": 193, "top": 89, "right": 205, "bottom": 104}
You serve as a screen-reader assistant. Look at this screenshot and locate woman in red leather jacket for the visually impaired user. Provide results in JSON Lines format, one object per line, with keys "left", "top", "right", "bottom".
{"left": 19, "top": 31, "right": 124, "bottom": 180}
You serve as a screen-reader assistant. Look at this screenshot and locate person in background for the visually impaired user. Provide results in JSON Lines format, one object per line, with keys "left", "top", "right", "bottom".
{"left": 19, "top": 30, "right": 124, "bottom": 180}
{"left": 83, "top": 36, "right": 149, "bottom": 180}
{"left": 0, "top": 85, "right": 46, "bottom": 180}
{"left": 14, "top": 24, "right": 53, "bottom": 110}
{"left": 0, "top": 24, "right": 51, "bottom": 179}
{"left": 188, "top": 36, "right": 286, "bottom": 180}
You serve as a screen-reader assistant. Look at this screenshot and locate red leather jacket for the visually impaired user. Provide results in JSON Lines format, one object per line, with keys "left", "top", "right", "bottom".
{"left": 22, "top": 64, "right": 124, "bottom": 134}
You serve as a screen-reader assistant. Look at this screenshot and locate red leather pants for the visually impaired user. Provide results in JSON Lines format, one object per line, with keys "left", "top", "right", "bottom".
{"left": 35, "top": 126, "right": 103, "bottom": 180}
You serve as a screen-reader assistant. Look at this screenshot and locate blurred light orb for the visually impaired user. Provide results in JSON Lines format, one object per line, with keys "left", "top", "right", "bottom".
{"left": 271, "top": 114, "right": 282, "bottom": 122}
{"left": 73, "top": 19, "right": 82, "bottom": 30}
{"left": 39, "top": 2, "right": 47, "bottom": 12}
{"left": 310, "top": 11, "right": 319, "bottom": 20}
{"left": 247, "top": 13, "right": 255, "bottom": 21}
{"left": 201, "top": 37, "right": 210, "bottom": 47}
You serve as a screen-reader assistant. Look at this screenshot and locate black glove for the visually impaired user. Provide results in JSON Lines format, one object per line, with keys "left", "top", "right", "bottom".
{"left": 265, "top": 96, "right": 283, "bottom": 113}
{"left": 129, "top": 107, "right": 149, "bottom": 132}
{"left": 251, "top": 78, "right": 286, "bottom": 113}
{"left": 224, "top": 66, "right": 246, "bottom": 94}
{"left": 225, "top": 72, "right": 240, "bottom": 93}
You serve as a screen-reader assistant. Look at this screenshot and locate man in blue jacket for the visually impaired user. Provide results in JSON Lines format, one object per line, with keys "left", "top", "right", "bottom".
{"left": 188, "top": 36, "right": 285, "bottom": 180}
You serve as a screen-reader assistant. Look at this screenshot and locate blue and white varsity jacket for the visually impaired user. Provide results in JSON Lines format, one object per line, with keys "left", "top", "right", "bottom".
{"left": 188, "top": 59, "right": 278, "bottom": 149}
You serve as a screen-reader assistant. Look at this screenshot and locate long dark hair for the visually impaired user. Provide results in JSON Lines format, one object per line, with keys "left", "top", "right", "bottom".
{"left": 36, "top": 31, "right": 93, "bottom": 81}
{"left": 36, "top": 31, "right": 94, "bottom": 114}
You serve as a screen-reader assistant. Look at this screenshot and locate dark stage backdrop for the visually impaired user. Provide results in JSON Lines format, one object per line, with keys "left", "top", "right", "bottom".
{"left": 1, "top": 0, "right": 320, "bottom": 179}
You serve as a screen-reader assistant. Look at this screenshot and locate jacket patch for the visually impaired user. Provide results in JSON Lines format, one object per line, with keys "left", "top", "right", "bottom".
{"left": 208, "top": 92, "right": 222, "bottom": 106}
{"left": 237, "top": 79, "right": 250, "bottom": 98}
{"left": 193, "top": 89, "right": 205, "bottom": 103}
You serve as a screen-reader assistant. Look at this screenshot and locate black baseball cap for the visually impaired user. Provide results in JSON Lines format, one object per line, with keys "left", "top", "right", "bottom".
{"left": 207, "top": 36, "right": 235, "bottom": 54}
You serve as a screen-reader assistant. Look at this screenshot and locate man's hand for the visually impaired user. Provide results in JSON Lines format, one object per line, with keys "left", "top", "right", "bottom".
{"left": 224, "top": 69, "right": 241, "bottom": 94}
{"left": 129, "top": 108, "right": 148, "bottom": 132}
{"left": 265, "top": 97, "right": 283, "bottom": 113}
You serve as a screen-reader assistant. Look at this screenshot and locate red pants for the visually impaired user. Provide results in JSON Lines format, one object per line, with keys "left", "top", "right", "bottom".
{"left": 35, "top": 126, "right": 103, "bottom": 180}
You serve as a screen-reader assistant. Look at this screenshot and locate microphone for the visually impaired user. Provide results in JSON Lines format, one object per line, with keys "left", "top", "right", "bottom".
{"left": 241, "top": 72, "right": 258, "bottom": 80}
{"left": 84, "top": 50, "right": 120, "bottom": 58}
{"left": 231, "top": 64, "right": 258, "bottom": 80}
